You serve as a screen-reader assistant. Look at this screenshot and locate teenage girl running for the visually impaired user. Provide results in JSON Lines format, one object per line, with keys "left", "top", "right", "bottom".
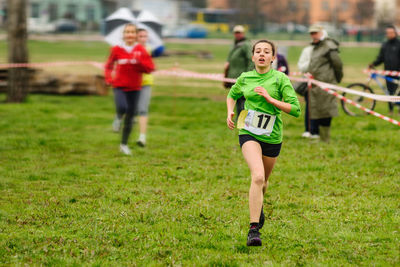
{"left": 135, "top": 28, "right": 153, "bottom": 147}
{"left": 226, "top": 40, "right": 301, "bottom": 246}
{"left": 105, "top": 23, "right": 155, "bottom": 155}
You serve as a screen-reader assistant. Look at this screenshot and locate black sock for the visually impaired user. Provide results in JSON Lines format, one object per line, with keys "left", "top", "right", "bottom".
{"left": 250, "top": 222, "right": 259, "bottom": 229}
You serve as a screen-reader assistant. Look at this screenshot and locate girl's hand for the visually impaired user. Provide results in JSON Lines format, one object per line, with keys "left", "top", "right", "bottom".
{"left": 105, "top": 77, "right": 114, "bottom": 86}
{"left": 254, "top": 86, "right": 272, "bottom": 103}
{"left": 226, "top": 111, "right": 235, "bottom": 130}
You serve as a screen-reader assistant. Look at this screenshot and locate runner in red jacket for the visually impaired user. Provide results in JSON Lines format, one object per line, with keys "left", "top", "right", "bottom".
{"left": 104, "top": 23, "right": 155, "bottom": 155}
{"left": 104, "top": 42, "right": 154, "bottom": 90}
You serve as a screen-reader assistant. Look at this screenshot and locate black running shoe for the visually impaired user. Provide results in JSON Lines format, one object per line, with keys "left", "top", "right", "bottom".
{"left": 247, "top": 228, "right": 262, "bottom": 246}
{"left": 259, "top": 206, "right": 265, "bottom": 230}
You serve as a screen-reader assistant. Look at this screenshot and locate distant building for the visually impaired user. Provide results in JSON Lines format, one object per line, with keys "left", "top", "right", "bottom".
{"left": 207, "top": 0, "right": 399, "bottom": 29}
{"left": 28, "top": 0, "right": 104, "bottom": 30}
{"left": 0, "top": 0, "right": 134, "bottom": 31}
{"left": 207, "top": 0, "right": 229, "bottom": 9}
{"left": 0, "top": 0, "right": 185, "bottom": 34}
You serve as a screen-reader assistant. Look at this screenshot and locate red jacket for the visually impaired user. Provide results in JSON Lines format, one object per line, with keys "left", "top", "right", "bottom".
{"left": 104, "top": 44, "right": 155, "bottom": 91}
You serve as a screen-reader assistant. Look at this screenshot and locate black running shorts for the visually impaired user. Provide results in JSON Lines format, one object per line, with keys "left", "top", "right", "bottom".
{"left": 239, "top": 134, "right": 282, "bottom": 158}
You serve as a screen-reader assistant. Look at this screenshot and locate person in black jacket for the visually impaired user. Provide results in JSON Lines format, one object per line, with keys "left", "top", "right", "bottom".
{"left": 369, "top": 25, "right": 400, "bottom": 114}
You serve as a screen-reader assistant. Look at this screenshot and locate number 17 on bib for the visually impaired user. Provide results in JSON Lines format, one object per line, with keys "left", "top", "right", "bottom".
{"left": 239, "top": 109, "right": 276, "bottom": 136}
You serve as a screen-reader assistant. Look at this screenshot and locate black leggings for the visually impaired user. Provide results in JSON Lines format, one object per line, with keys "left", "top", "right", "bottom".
{"left": 114, "top": 88, "right": 141, "bottom": 145}
{"left": 310, "top": 117, "right": 332, "bottom": 135}
{"left": 304, "top": 91, "right": 318, "bottom": 133}
{"left": 386, "top": 79, "right": 400, "bottom": 112}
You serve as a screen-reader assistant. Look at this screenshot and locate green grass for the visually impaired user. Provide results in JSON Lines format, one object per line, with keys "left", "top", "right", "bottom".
{"left": 0, "top": 40, "right": 399, "bottom": 266}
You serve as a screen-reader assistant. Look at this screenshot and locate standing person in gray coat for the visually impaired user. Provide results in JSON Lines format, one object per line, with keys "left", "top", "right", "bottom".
{"left": 307, "top": 24, "right": 343, "bottom": 143}
{"left": 223, "top": 25, "right": 254, "bottom": 119}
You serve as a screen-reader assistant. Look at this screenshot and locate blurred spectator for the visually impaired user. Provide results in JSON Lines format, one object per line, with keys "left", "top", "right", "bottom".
{"left": 272, "top": 52, "right": 289, "bottom": 75}
{"left": 306, "top": 24, "right": 343, "bottom": 143}
{"left": 296, "top": 45, "right": 314, "bottom": 138}
{"left": 298, "top": 30, "right": 328, "bottom": 138}
{"left": 297, "top": 46, "right": 313, "bottom": 73}
{"left": 223, "top": 25, "right": 253, "bottom": 119}
{"left": 369, "top": 25, "right": 400, "bottom": 115}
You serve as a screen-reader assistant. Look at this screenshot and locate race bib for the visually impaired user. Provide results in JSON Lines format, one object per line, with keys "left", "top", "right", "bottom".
{"left": 237, "top": 109, "right": 276, "bottom": 136}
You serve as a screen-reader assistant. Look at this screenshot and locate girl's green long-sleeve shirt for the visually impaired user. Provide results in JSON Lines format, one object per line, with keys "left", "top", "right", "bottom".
{"left": 228, "top": 69, "right": 301, "bottom": 144}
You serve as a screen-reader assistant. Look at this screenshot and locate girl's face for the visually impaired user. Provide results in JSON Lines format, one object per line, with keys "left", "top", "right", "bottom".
{"left": 137, "top": 30, "right": 148, "bottom": 46}
{"left": 123, "top": 25, "right": 137, "bottom": 45}
{"left": 252, "top": 42, "right": 275, "bottom": 68}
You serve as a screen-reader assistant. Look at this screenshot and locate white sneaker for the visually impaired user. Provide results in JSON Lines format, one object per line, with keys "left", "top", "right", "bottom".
{"left": 137, "top": 139, "right": 146, "bottom": 147}
{"left": 112, "top": 118, "right": 122, "bottom": 132}
{"left": 309, "top": 134, "right": 320, "bottom": 139}
{"left": 301, "top": 131, "right": 311, "bottom": 138}
{"left": 137, "top": 135, "right": 146, "bottom": 147}
{"left": 119, "top": 144, "right": 132, "bottom": 155}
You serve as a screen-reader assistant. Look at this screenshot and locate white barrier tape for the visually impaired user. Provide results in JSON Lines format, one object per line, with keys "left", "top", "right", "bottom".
{"left": 1, "top": 61, "right": 398, "bottom": 126}
{"left": 364, "top": 69, "right": 400, "bottom": 77}
{"left": 157, "top": 67, "right": 400, "bottom": 102}
{"left": 154, "top": 68, "right": 237, "bottom": 83}
{"left": 289, "top": 76, "right": 400, "bottom": 127}
{"left": 321, "top": 85, "right": 400, "bottom": 127}
{"left": 303, "top": 78, "right": 400, "bottom": 102}
{"left": 155, "top": 69, "right": 400, "bottom": 127}
{"left": 2, "top": 61, "right": 398, "bottom": 101}
{"left": 154, "top": 68, "right": 400, "bottom": 126}
{"left": 89, "top": 61, "right": 104, "bottom": 70}
{"left": 294, "top": 68, "right": 400, "bottom": 79}
{"left": 288, "top": 71, "right": 304, "bottom": 76}
{"left": 2, "top": 61, "right": 399, "bottom": 101}
{"left": 289, "top": 71, "right": 400, "bottom": 102}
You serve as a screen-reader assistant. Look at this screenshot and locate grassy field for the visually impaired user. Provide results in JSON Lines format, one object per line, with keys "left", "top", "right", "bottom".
{"left": 0, "top": 40, "right": 399, "bottom": 266}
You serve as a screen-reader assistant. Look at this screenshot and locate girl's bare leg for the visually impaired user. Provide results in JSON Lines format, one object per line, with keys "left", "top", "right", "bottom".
{"left": 242, "top": 141, "right": 265, "bottom": 223}
{"left": 138, "top": 115, "right": 148, "bottom": 135}
{"left": 262, "top": 156, "right": 277, "bottom": 195}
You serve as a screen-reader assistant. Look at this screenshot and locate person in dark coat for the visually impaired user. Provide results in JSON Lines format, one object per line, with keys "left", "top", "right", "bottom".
{"left": 369, "top": 25, "right": 400, "bottom": 114}
{"left": 223, "top": 25, "right": 254, "bottom": 119}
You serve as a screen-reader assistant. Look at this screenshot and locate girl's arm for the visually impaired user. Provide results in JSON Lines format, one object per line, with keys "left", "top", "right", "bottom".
{"left": 254, "top": 87, "right": 293, "bottom": 113}
{"left": 226, "top": 73, "right": 244, "bottom": 129}
{"left": 255, "top": 74, "right": 301, "bottom": 117}
{"left": 104, "top": 47, "right": 116, "bottom": 85}
{"left": 226, "top": 97, "right": 236, "bottom": 130}
{"left": 138, "top": 46, "right": 155, "bottom": 73}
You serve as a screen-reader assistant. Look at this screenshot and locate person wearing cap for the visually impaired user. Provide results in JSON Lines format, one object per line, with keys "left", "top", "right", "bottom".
{"left": 369, "top": 25, "right": 400, "bottom": 115}
{"left": 224, "top": 25, "right": 254, "bottom": 119}
{"left": 298, "top": 29, "right": 328, "bottom": 139}
{"left": 306, "top": 24, "right": 343, "bottom": 143}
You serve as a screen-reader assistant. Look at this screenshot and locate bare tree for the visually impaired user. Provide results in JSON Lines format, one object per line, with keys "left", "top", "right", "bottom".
{"left": 7, "top": 0, "right": 29, "bottom": 103}
{"left": 229, "top": 0, "right": 266, "bottom": 34}
{"left": 355, "top": 0, "right": 374, "bottom": 25}
{"left": 259, "top": 0, "right": 287, "bottom": 24}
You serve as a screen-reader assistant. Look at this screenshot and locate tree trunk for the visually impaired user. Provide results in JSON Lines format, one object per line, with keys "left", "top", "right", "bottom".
{"left": 6, "top": 0, "right": 29, "bottom": 103}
